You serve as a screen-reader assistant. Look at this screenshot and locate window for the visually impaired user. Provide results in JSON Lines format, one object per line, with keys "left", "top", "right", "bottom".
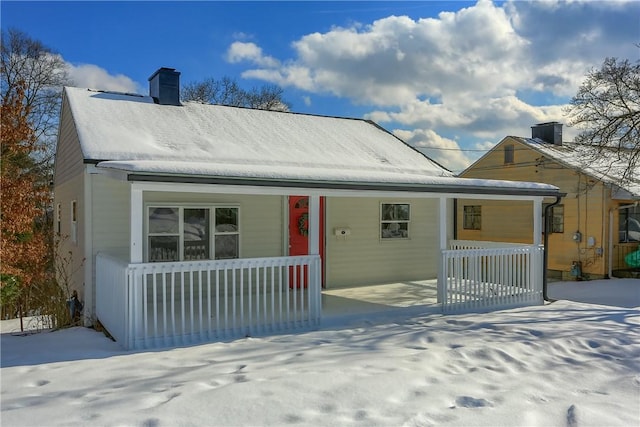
{"left": 147, "top": 206, "right": 239, "bottom": 262}
{"left": 504, "top": 144, "right": 514, "bottom": 164}
{"left": 550, "top": 205, "right": 564, "bottom": 233}
{"left": 619, "top": 205, "right": 640, "bottom": 243}
{"left": 381, "top": 203, "right": 410, "bottom": 239}
{"left": 463, "top": 205, "right": 481, "bottom": 230}
{"left": 214, "top": 207, "right": 239, "bottom": 259}
{"left": 56, "top": 203, "right": 61, "bottom": 235}
{"left": 71, "top": 200, "right": 77, "bottom": 243}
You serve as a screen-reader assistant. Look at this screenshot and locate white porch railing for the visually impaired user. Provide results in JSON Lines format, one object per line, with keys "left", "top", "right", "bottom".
{"left": 96, "top": 254, "right": 322, "bottom": 350}
{"left": 442, "top": 241, "right": 544, "bottom": 312}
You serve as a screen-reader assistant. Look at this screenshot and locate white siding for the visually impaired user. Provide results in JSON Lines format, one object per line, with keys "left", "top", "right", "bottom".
{"left": 92, "top": 175, "right": 130, "bottom": 258}
{"left": 53, "top": 95, "right": 89, "bottom": 304}
{"left": 53, "top": 175, "right": 85, "bottom": 300}
{"left": 54, "top": 95, "right": 85, "bottom": 186}
{"left": 325, "top": 198, "right": 439, "bottom": 288}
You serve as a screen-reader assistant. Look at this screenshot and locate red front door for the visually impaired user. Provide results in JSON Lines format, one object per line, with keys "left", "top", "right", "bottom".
{"left": 288, "top": 196, "right": 324, "bottom": 287}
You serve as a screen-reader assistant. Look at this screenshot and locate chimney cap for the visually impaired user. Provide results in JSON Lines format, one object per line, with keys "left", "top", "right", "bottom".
{"left": 532, "top": 121, "right": 561, "bottom": 127}
{"left": 531, "top": 122, "right": 563, "bottom": 146}
{"left": 148, "top": 67, "right": 179, "bottom": 81}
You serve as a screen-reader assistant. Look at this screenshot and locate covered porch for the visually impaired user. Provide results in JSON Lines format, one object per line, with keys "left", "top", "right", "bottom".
{"left": 93, "top": 178, "right": 553, "bottom": 350}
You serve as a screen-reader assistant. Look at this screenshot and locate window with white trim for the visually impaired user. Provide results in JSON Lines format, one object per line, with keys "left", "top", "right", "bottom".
{"left": 71, "top": 200, "right": 77, "bottom": 243}
{"left": 147, "top": 206, "right": 239, "bottom": 262}
{"left": 381, "top": 203, "right": 410, "bottom": 239}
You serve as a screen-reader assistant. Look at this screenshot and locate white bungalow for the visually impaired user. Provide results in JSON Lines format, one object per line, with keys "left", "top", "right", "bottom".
{"left": 54, "top": 68, "right": 562, "bottom": 349}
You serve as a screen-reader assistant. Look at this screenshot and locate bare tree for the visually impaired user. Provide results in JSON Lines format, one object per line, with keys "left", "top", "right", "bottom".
{"left": 182, "top": 76, "right": 290, "bottom": 112}
{"left": 1, "top": 28, "right": 71, "bottom": 169}
{"left": 565, "top": 56, "right": 640, "bottom": 182}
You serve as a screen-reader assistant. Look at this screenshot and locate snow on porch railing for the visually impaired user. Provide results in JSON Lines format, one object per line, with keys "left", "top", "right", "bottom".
{"left": 441, "top": 244, "right": 544, "bottom": 312}
{"left": 96, "top": 254, "right": 321, "bottom": 350}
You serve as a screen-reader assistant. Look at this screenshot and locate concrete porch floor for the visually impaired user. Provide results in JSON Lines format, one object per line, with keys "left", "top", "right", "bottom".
{"left": 321, "top": 279, "right": 440, "bottom": 321}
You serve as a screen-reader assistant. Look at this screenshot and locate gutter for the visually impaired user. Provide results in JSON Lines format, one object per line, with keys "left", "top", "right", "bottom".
{"left": 543, "top": 195, "right": 563, "bottom": 302}
{"left": 124, "top": 173, "right": 562, "bottom": 198}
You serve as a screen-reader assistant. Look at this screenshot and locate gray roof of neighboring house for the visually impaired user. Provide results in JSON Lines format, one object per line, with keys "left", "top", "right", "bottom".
{"left": 513, "top": 137, "right": 640, "bottom": 199}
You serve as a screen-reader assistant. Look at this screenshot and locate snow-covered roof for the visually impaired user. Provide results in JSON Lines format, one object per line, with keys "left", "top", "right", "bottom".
{"left": 514, "top": 137, "right": 640, "bottom": 198}
{"left": 63, "top": 86, "right": 560, "bottom": 196}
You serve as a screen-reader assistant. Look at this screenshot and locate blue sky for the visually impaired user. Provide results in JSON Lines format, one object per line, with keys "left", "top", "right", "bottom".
{"left": 2, "top": 1, "right": 638, "bottom": 172}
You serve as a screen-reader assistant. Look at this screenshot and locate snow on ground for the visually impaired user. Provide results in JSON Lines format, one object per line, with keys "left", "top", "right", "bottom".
{"left": 1, "top": 279, "right": 639, "bottom": 427}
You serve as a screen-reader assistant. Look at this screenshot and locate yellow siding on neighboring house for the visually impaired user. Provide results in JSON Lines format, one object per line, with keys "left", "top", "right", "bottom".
{"left": 325, "top": 198, "right": 439, "bottom": 288}
{"left": 459, "top": 136, "right": 620, "bottom": 279}
{"left": 457, "top": 199, "right": 534, "bottom": 244}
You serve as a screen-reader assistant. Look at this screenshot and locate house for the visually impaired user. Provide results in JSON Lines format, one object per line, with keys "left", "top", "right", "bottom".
{"left": 457, "top": 122, "right": 640, "bottom": 280}
{"left": 54, "top": 68, "right": 562, "bottom": 349}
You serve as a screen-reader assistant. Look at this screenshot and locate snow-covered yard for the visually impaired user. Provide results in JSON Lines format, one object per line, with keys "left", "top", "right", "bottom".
{"left": 1, "top": 279, "right": 639, "bottom": 427}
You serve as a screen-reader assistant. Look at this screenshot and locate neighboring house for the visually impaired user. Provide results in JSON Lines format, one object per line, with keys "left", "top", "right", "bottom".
{"left": 458, "top": 122, "right": 640, "bottom": 280}
{"left": 54, "top": 68, "right": 561, "bottom": 349}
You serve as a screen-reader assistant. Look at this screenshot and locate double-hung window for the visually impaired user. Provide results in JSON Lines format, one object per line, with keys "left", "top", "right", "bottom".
{"left": 147, "top": 206, "right": 239, "bottom": 262}
{"left": 381, "top": 203, "right": 410, "bottom": 239}
{"left": 71, "top": 200, "right": 78, "bottom": 243}
{"left": 463, "top": 205, "right": 481, "bottom": 230}
{"left": 550, "top": 205, "right": 564, "bottom": 233}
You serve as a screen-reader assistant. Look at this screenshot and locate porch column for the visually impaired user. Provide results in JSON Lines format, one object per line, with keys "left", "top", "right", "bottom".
{"left": 130, "top": 185, "right": 143, "bottom": 263}
{"left": 308, "top": 194, "right": 322, "bottom": 318}
{"left": 533, "top": 197, "right": 543, "bottom": 245}
{"left": 437, "top": 196, "right": 448, "bottom": 304}
{"left": 308, "top": 194, "right": 320, "bottom": 256}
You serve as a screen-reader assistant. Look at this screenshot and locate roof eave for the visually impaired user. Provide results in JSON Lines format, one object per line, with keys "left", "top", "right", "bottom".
{"left": 125, "top": 172, "right": 563, "bottom": 198}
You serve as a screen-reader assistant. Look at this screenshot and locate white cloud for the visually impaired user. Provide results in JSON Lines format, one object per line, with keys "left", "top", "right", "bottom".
{"left": 225, "top": 0, "right": 638, "bottom": 168}
{"left": 226, "top": 42, "right": 280, "bottom": 68}
{"left": 393, "top": 128, "right": 472, "bottom": 173}
{"left": 67, "top": 63, "right": 140, "bottom": 94}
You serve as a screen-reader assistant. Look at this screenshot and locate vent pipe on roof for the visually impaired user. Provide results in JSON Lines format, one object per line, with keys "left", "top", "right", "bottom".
{"left": 532, "top": 122, "right": 563, "bottom": 146}
{"left": 148, "top": 67, "right": 181, "bottom": 106}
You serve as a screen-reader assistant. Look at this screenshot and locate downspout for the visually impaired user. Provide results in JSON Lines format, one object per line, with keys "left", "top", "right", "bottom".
{"left": 453, "top": 198, "right": 458, "bottom": 240}
{"left": 608, "top": 201, "right": 639, "bottom": 278}
{"left": 543, "top": 195, "right": 563, "bottom": 301}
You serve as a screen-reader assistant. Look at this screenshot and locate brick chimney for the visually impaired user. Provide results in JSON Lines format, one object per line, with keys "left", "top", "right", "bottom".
{"left": 531, "top": 122, "right": 563, "bottom": 146}
{"left": 148, "top": 67, "right": 181, "bottom": 106}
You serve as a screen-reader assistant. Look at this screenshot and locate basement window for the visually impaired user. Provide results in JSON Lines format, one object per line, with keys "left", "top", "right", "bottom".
{"left": 463, "top": 205, "right": 481, "bottom": 230}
